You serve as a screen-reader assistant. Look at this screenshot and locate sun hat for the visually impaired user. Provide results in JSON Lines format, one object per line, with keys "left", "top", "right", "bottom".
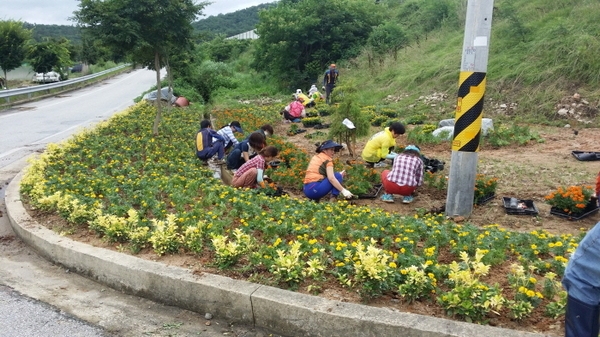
{"left": 229, "top": 121, "right": 243, "bottom": 133}
{"left": 404, "top": 144, "right": 420, "bottom": 154}
{"left": 317, "top": 140, "right": 343, "bottom": 153}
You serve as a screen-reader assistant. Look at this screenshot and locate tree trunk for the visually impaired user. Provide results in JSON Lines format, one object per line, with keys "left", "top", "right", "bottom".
{"left": 2, "top": 69, "right": 7, "bottom": 89}
{"left": 166, "top": 57, "right": 173, "bottom": 114}
{"left": 152, "top": 52, "right": 162, "bottom": 136}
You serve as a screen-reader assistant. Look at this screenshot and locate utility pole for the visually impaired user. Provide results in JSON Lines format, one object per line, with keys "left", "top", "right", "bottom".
{"left": 445, "top": 0, "right": 495, "bottom": 217}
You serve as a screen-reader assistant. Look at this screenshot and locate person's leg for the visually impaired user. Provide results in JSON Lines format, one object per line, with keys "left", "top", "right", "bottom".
{"left": 304, "top": 174, "right": 342, "bottom": 200}
{"left": 283, "top": 110, "right": 294, "bottom": 121}
{"left": 232, "top": 168, "right": 258, "bottom": 188}
{"left": 215, "top": 141, "right": 225, "bottom": 160}
{"left": 381, "top": 170, "right": 405, "bottom": 194}
{"left": 227, "top": 148, "right": 242, "bottom": 170}
{"left": 325, "top": 86, "right": 333, "bottom": 104}
{"left": 564, "top": 295, "right": 600, "bottom": 337}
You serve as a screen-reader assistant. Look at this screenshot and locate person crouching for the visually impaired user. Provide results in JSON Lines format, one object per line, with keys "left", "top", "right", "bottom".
{"left": 379, "top": 145, "right": 423, "bottom": 204}
{"left": 232, "top": 146, "right": 279, "bottom": 189}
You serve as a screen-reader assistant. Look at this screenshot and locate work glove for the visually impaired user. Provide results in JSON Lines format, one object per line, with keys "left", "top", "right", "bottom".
{"left": 341, "top": 188, "right": 354, "bottom": 199}
{"left": 385, "top": 152, "right": 398, "bottom": 160}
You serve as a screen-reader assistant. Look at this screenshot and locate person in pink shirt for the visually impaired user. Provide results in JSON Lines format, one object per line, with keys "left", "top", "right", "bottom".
{"left": 379, "top": 145, "right": 424, "bottom": 204}
{"left": 232, "top": 146, "right": 279, "bottom": 189}
{"left": 282, "top": 97, "right": 306, "bottom": 122}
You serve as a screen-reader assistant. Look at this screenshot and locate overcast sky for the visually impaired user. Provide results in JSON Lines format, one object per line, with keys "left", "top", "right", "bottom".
{"left": 0, "top": 0, "right": 276, "bottom": 26}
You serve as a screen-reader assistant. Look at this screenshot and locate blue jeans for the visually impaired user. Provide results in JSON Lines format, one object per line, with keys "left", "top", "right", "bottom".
{"left": 303, "top": 172, "right": 343, "bottom": 200}
{"left": 197, "top": 141, "right": 224, "bottom": 161}
{"left": 563, "top": 222, "right": 600, "bottom": 337}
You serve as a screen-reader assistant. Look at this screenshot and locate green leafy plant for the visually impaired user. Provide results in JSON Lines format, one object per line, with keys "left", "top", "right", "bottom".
{"left": 438, "top": 249, "right": 506, "bottom": 323}
{"left": 474, "top": 174, "right": 498, "bottom": 204}
{"left": 424, "top": 171, "right": 447, "bottom": 190}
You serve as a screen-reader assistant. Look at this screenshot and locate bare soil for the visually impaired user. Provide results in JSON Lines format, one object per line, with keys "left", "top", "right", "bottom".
{"left": 27, "top": 119, "right": 600, "bottom": 337}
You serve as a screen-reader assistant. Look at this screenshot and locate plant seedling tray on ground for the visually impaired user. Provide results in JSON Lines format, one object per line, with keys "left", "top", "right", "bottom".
{"left": 357, "top": 184, "right": 383, "bottom": 199}
{"left": 502, "top": 197, "right": 539, "bottom": 216}
{"left": 550, "top": 201, "right": 599, "bottom": 220}
{"left": 571, "top": 151, "right": 600, "bottom": 161}
{"left": 474, "top": 193, "right": 495, "bottom": 206}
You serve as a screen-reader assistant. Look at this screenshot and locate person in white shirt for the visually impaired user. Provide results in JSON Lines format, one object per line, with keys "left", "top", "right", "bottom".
{"left": 215, "top": 121, "right": 243, "bottom": 151}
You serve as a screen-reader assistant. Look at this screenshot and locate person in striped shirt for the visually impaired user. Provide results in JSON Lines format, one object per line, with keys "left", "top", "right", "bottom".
{"left": 215, "top": 121, "right": 243, "bottom": 151}
{"left": 379, "top": 145, "right": 423, "bottom": 204}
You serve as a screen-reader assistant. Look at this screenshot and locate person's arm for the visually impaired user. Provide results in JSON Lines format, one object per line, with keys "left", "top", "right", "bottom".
{"left": 596, "top": 171, "right": 600, "bottom": 196}
{"left": 326, "top": 165, "right": 353, "bottom": 198}
{"left": 416, "top": 159, "right": 424, "bottom": 186}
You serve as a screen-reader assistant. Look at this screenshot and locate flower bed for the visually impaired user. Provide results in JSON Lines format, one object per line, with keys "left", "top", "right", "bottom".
{"left": 19, "top": 102, "right": 574, "bottom": 326}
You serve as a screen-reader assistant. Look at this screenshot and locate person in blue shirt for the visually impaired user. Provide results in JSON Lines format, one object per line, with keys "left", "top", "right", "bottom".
{"left": 562, "top": 221, "right": 600, "bottom": 337}
{"left": 226, "top": 132, "right": 266, "bottom": 171}
{"left": 323, "top": 64, "right": 339, "bottom": 104}
{"left": 195, "top": 119, "right": 225, "bottom": 164}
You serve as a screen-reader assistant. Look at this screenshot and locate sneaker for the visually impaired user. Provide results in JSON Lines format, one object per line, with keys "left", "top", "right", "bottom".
{"left": 374, "top": 162, "right": 388, "bottom": 168}
{"left": 380, "top": 193, "right": 394, "bottom": 203}
{"left": 402, "top": 196, "right": 414, "bottom": 204}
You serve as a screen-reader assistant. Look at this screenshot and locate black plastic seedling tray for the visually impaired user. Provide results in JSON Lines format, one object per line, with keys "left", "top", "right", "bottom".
{"left": 572, "top": 151, "right": 600, "bottom": 161}
{"left": 502, "top": 197, "right": 539, "bottom": 216}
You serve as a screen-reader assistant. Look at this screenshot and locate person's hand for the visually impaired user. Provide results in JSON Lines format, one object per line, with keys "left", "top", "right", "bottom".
{"left": 341, "top": 188, "right": 354, "bottom": 199}
{"left": 322, "top": 86, "right": 325, "bottom": 91}
{"left": 340, "top": 170, "right": 346, "bottom": 178}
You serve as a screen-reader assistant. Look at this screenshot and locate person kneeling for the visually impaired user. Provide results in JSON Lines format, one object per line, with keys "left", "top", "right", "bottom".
{"left": 232, "top": 146, "right": 279, "bottom": 189}
{"left": 379, "top": 145, "right": 423, "bottom": 204}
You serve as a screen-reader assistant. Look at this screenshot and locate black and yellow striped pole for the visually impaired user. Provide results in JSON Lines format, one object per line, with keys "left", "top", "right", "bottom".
{"left": 445, "top": 0, "right": 495, "bottom": 217}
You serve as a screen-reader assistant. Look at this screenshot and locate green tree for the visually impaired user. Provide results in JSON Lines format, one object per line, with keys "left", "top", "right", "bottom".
{"left": 74, "top": 0, "right": 207, "bottom": 135}
{"left": 28, "top": 38, "right": 71, "bottom": 80}
{"left": 367, "top": 21, "right": 408, "bottom": 63}
{"left": 253, "top": 0, "right": 381, "bottom": 88}
{"left": 0, "top": 20, "right": 32, "bottom": 89}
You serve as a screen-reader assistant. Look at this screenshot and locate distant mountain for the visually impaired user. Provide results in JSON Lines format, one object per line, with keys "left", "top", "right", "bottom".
{"left": 24, "top": 23, "right": 81, "bottom": 43}
{"left": 21, "top": 3, "right": 275, "bottom": 44}
{"left": 192, "top": 3, "right": 276, "bottom": 38}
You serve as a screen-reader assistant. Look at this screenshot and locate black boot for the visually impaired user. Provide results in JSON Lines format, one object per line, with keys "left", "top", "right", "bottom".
{"left": 565, "top": 295, "right": 600, "bottom": 337}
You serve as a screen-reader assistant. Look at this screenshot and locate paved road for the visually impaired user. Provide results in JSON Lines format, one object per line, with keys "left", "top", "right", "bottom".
{"left": 0, "top": 70, "right": 279, "bottom": 337}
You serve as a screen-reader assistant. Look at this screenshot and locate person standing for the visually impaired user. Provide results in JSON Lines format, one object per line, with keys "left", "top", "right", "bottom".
{"left": 562, "top": 221, "right": 600, "bottom": 337}
{"left": 323, "top": 64, "right": 339, "bottom": 104}
{"left": 303, "top": 140, "right": 354, "bottom": 201}
{"left": 361, "top": 122, "right": 406, "bottom": 168}
{"left": 379, "top": 145, "right": 424, "bottom": 204}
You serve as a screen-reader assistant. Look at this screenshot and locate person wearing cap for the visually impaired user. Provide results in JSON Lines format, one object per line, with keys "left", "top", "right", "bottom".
{"left": 379, "top": 145, "right": 424, "bottom": 204}
{"left": 283, "top": 96, "right": 306, "bottom": 122}
{"left": 323, "top": 64, "right": 339, "bottom": 104}
{"left": 196, "top": 119, "right": 226, "bottom": 164}
{"left": 308, "top": 84, "right": 324, "bottom": 103}
{"left": 361, "top": 122, "right": 406, "bottom": 168}
{"left": 215, "top": 121, "right": 243, "bottom": 151}
{"left": 303, "top": 140, "right": 354, "bottom": 201}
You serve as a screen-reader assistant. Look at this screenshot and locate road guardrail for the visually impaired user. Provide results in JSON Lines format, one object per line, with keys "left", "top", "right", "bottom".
{"left": 0, "top": 64, "right": 130, "bottom": 105}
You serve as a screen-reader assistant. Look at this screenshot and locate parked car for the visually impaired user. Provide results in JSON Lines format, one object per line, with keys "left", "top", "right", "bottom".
{"left": 70, "top": 64, "right": 83, "bottom": 73}
{"left": 32, "top": 71, "right": 61, "bottom": 83}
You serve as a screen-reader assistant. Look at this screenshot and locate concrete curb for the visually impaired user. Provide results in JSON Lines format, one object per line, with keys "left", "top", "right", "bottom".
{"left": 5, "top": 170, "right": 551, "bottom": 337}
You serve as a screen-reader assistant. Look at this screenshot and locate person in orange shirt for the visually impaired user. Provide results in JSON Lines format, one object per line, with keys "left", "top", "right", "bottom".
{"left": 303, "top": 140, "right": 354, "bottom": 201}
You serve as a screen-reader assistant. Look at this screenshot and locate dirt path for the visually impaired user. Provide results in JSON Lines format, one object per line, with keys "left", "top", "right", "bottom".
{"left": 278, "top": 122, "right": 600, "bottom": 237}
